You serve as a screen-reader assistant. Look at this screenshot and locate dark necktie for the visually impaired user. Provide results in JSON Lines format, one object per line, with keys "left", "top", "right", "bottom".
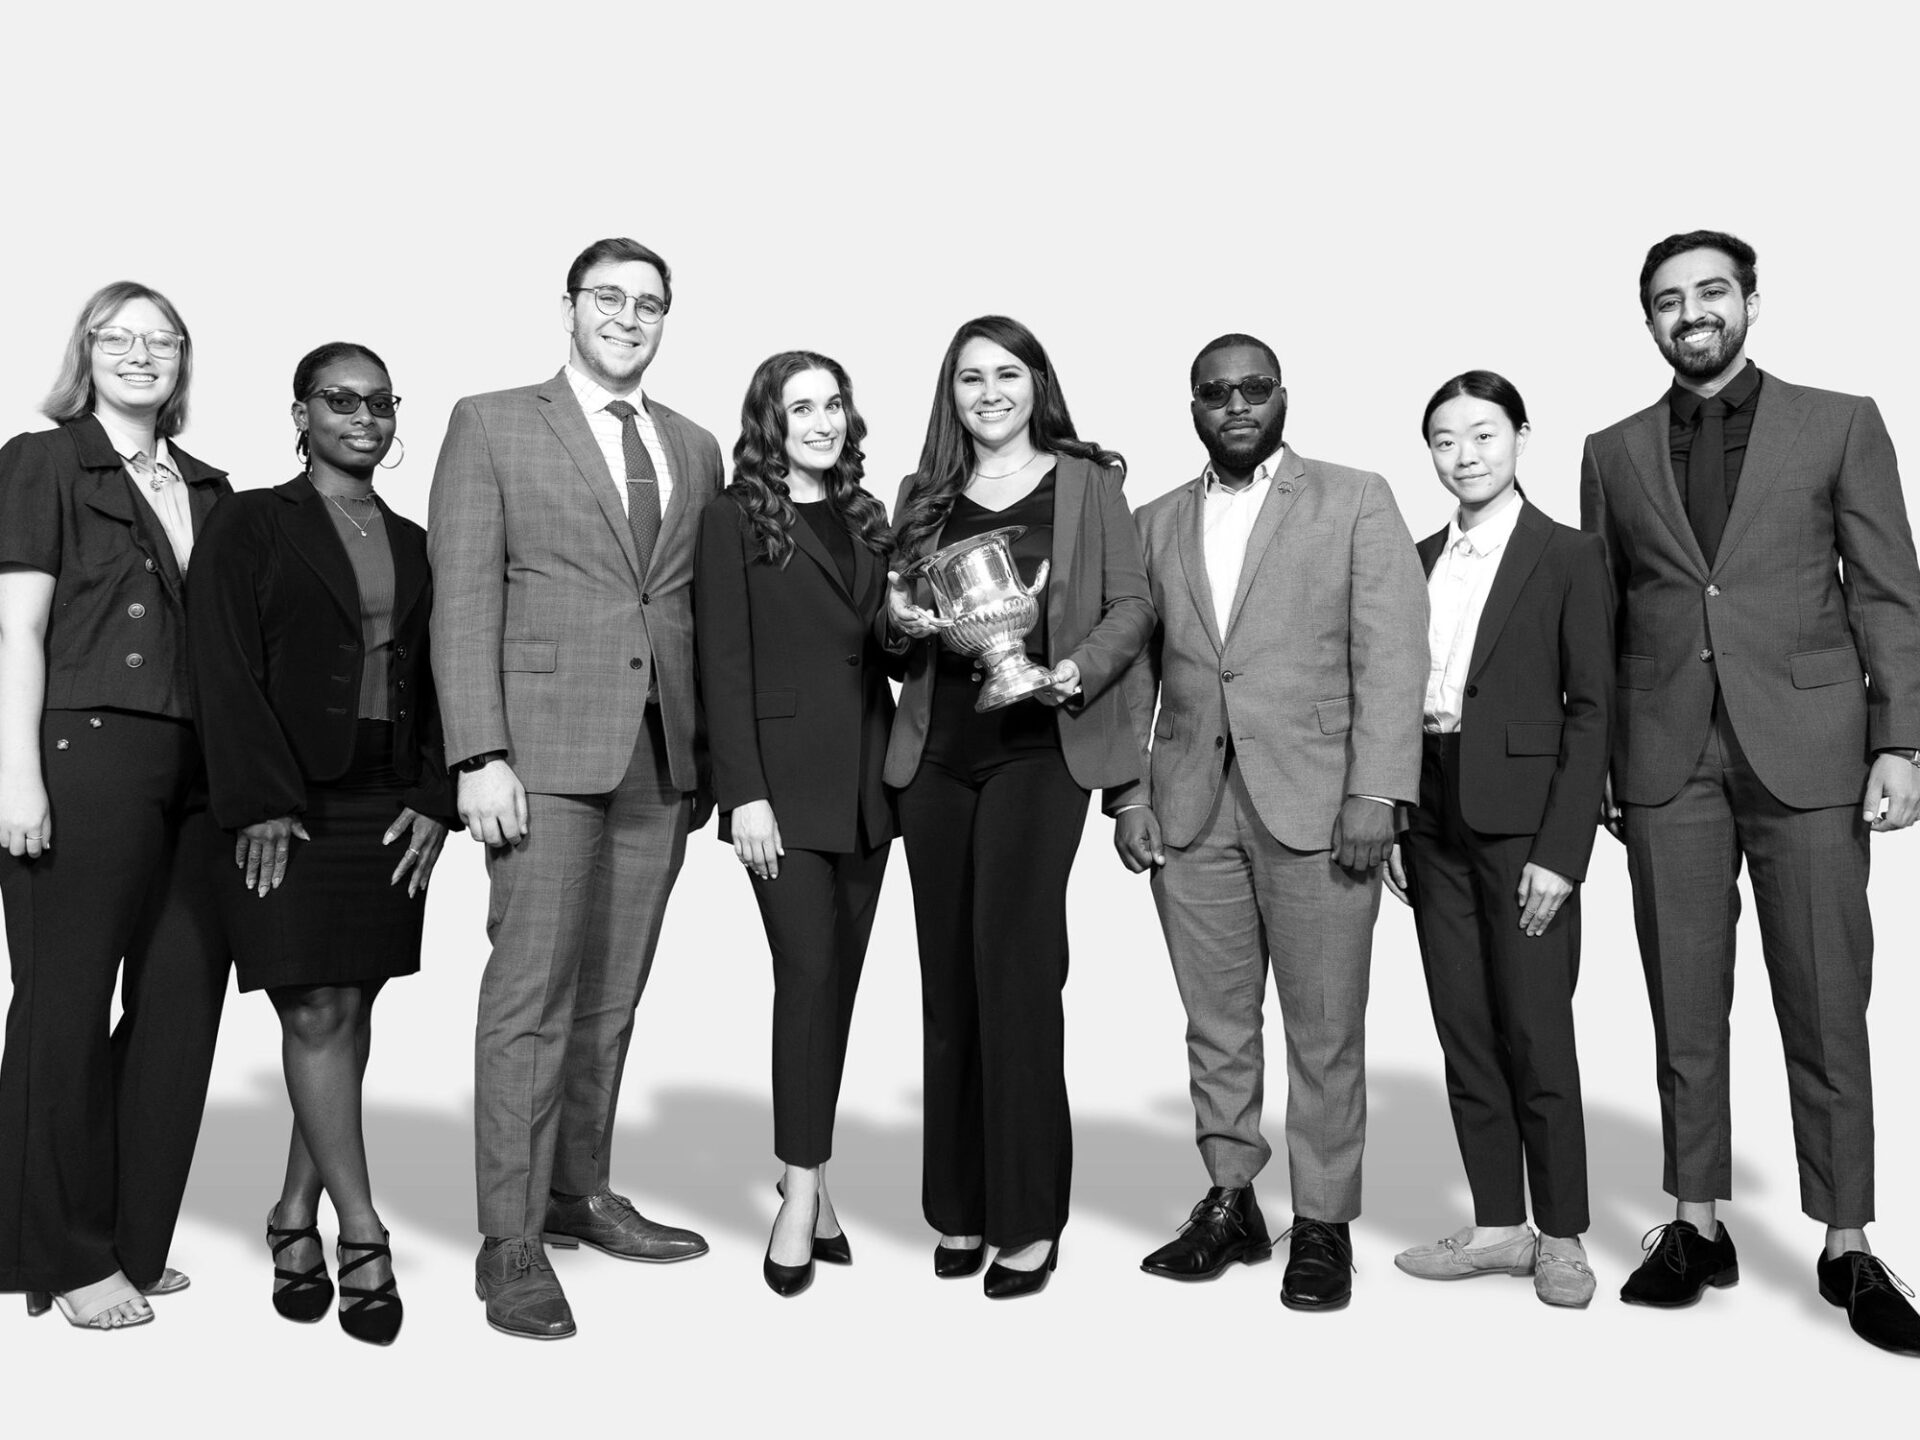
{"left": 605, "top": 399, "right": 662, "bottom": 577}
{"left": 1687, "top": 396, "right": 1729, "bottom": 565}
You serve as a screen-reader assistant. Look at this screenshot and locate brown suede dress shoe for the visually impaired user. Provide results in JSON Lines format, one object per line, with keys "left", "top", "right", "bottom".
{"left": 543, "top": 1190, "right": 709, "bottom": 1263}
{"left": 476, "top": 1237, "right": 575, "bottom": 1341}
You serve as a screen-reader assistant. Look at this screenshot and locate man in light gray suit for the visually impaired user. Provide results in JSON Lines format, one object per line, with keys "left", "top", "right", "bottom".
{"left": 1114, "top": 334, "right": 1426, "bottom": 1309}
{"left": 429, "top": 237, "right": 723, "bottom": 1340}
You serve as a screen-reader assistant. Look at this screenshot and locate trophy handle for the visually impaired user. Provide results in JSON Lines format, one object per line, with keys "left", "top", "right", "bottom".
{"left": 1024, "top": 559, "right": 1051, "bottom": 597}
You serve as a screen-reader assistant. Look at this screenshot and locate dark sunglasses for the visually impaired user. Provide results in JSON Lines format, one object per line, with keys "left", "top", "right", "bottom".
{"left": 1192, "top": 375, "right": 1281, "bottom": 409}
{"left": 306, "top": 386, "right": 402, "bottom": 418}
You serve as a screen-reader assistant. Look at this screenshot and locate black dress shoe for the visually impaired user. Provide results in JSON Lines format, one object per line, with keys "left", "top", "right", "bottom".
{"left": 1141, "top": 1184, "right": 1272, "bottom": 1281}
{"left": 934, "top": 1241, "right": 986, "bottom": 1279}
{"left": 984, "top": 1241, "right": 1058, "bottom": 1300}
{"left": 1619, "top": 1221, "right": 1739, "bottom": 1307}
{"left": 1279, "top": 1217, "right": 1352, "bottom": 1311}
{"left": 1817, "top": 1250, "right": 1920, "bottom": 1355}
{"left": 776, "top": 1178, "right": 851, "bottom": 1265}
{"left": 763, "top": 1194, "right": 818, "bottom": 1298}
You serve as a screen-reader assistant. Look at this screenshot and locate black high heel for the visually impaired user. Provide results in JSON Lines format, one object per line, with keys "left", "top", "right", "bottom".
{"left": 775, "top": 1177, "right": 852, "bottom": 1265}
{"left": 267, "top": 1207, "right": 334, "bottom": 1322}
{"left": 763, "top": 1192, "right": 817, "bottom": 1298}
{"left": 934, "top": 1240, "right": 986, "bottom": 1279}
{"left": 984, "top": 1240, "right": 1059, "bottom": 1300}
{"left": 336, "top": 1229, "right": 403, "bottom": 1345}
{"left": 24, "top": 1292, "right": 51, "bottom": 1317}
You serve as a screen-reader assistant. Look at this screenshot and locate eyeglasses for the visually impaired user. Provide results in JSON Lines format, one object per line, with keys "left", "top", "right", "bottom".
{"left": 305, "top": 387, "right": 402, "bottom": 418}
{"left": 1192, "top": 375, "right": 1281, "bottom": 409}
{"left": 92, "top": 326, "right": 185, "bottom": 359}
{"left": 572, "top": 286, "right": 669, "bottom": 323}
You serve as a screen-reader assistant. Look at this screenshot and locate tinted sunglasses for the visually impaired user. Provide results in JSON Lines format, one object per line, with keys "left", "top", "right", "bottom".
{"left": 1192, "top": 375, "right": 1281, "bottom": 409}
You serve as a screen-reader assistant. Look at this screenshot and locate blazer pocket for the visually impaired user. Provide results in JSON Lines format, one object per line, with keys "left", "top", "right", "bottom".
{"left": 502, "top": 640, "right": 557, "bottom": 673}
{"left": 755, "top": 688, "right": 798, "bottom": 719}
{"left": 1617, "top": 653, "right": 1655, "bottom": 690}
{"left": 1506, "top": 721, "right": 1564, "bottom": 756}
{"left": 1315, "top": 695, "right": 1352, "bottom": 735}
{"left": 1789, "top": 646, "right": 1863, "bottom": 689}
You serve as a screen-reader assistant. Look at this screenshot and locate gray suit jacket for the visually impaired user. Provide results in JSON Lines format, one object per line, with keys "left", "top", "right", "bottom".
{"left": 428, "top": 369, "right": 725, "bottom": 795}
{"left": 1116, "top": 447, "right": 1428, "bottom": 850}
{"left": 1580, "top": 371, "right": 1920, "bottom": 809}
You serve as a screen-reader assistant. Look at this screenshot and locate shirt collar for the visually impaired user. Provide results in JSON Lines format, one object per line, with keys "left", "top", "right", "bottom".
{"left": 566, "top": 362, "right": 645, "bottom": 415}
{"left": 1204, "top": 444, "right": 1285, "bottom": 495}
{"left": 1668, "top": 359, "right": 1760, "bottom": 423}
{"left": 92, "top": 412, "right": 173, "bottom": 473}
{"left": 1445, "top": 487, "right": 1523, "bottom": 557}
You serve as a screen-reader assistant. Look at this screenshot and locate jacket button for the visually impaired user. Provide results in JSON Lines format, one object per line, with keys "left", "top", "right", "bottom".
{"left": 144, "top": 557, "right": 158, "bottom": 573}
{"left": 1214, "top": 736, "right": 1225, "bottom": 749}
{"left": 396, "top": 679, "right": 407, "bottom": 691}
{"left": 394, "top": 644, "right": 408, "bottom": 659}
{"left": 1700, "top": 648, "right": 1714, "bottom": 661}
{"left": 398, "top": 708, "right": 408, "bottom": 719}
{"left": 1221, "top": 669, "right": 1236, "bottom": 682}
{"left": 1705, "top": 584, "right": 1721, "bottom": 598}
{"left": 1465, "top": 684, "right": 1478, "bottom": 698}
{"left": 127, "top": 602, "right": 146, "bottom": 619}
{"left": 630, "top": 658, "right": 644, "bottom": 669}
{"left": 641, "top": 592, "right": 652, "bottom": 605}
{"left": 125, "top": 652, "right": 144, "bottom": 668}
{"left": 845, "top": 654, "right": 859, "bottom": 666}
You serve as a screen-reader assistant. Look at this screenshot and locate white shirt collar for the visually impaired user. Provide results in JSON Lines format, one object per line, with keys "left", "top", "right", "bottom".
{"left": 566, "top": 362, "right": 644, "bottom": 415}
{"left": 1444, "top": 488, "right": 1524, "bottom": 556}
{"left": 1204, "top": 444, "right": 1286, "bottom": 494}
{"left": 93, "top": 413, "right": 173, "bottom": 474}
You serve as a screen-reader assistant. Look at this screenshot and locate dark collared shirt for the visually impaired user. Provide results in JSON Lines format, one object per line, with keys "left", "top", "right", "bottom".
{"left": 1667, "top": 360, "right": 1762, "bottom": 507}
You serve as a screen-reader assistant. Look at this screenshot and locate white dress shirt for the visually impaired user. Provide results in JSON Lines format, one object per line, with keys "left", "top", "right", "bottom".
{"left": 95, "top": 414, "right": 195, "bottom": 571}
{"left": 565, "top": 364, "right": 675, "bottom": 518}
{"left": 1423, "top": 490, "right": 1524, "bottom": 734}
{"left": 1202, "top": 448, "right": 1281, "bottom": 633}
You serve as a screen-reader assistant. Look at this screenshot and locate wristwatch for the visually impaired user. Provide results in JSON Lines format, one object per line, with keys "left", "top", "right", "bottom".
{"left": 1880, "top": 748, "right": 1920, "bottom": 768}
{"left": 451, "top": 750, "right": 507, "bottom": 774}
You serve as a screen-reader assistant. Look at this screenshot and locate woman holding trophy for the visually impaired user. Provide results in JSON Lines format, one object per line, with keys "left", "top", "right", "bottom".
{"left": 886, "top": 315, "right": 1153, "bottom": 1298}
{"left": 695, "top": 352, "right": 898, "bottom": 1298}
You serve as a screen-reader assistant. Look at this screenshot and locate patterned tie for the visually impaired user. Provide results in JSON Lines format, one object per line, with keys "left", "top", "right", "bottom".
{"left": 1687, "top": 396, "right": 1729, "bottom": 565}
{"left": 605, "top": 399, "right": 662, "bottom": 577}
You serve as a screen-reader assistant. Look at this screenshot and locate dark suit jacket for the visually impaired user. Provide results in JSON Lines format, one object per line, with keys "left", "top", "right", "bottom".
{"left": 883, "top": 454, "right": 1155, "bottom": 793}
{"left": 1581, "top": 371, "right": 1920, "bottom": 808}
{"left": 694, "top": 491, "right": 896, "bottom": 853}
{"left": 0, "top": 416, "right": 228, "bottom": 720}
{"left": 1416, "top": 500, "right": 1613, "bottom": 881}
{"left": 187, "top": 476, "right": 452, "bottom": 831}
{"left": 427, "top": 371, "right": 725, "bottom": 795}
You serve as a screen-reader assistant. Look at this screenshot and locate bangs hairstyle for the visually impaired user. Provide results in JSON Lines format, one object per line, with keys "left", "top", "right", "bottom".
{"left": 729, "top": 351, "right": 891, "bottom": 567}
{"left": 565, "top": 236, "right": 674, "bottom": 309}
{"left": 1420, "top": 369, "right": 1530, "bottom": 439}
{"left": 44, "top": 281, "right": 194, "bottom": 438}
{"left": 1638, "top": 229, "right": 1757, "bottom": 318}
{"left": 893, "top": 315, "right": 1124, "bottom": 558}
{"left": 292, "top": 341, "right": 393, "bottom": 464}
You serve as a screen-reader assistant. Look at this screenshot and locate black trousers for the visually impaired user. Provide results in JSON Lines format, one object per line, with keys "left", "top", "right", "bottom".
{"left": 749, "top": 841, "right": 890, "bottom": 1167}
{"left": 1401, "top": 733, "right": 1590, "bottom": 1237}
{"left": 1624, "top": 700, "right": 1874, "bottom": 1226}
{"left": 897, "top": 740, "right": 1087, "bottom": 1250}
{"left": 0, "top": 709, "right": 229, "bottom": 1292}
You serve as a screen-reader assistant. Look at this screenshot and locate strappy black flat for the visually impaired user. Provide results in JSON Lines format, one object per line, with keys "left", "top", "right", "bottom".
{"left": 336, "top": 1231, "right": 403, "bottom": 1345}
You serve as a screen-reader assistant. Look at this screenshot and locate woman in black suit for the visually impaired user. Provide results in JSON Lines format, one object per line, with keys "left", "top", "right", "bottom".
{"left": 0, "top": 282, "right": 230, "bottom": 1330}
{"left": 886, "top": 315, "right": 1154, "bottom": 1298}
{"left": 188, "top": 341, "right": 452, "bottom": 1345}
{"left": 694, "top": 351, "right": 896, "bottom": 1298}
{"left": 1385, "top": 370, "right": 1613, "bottom": 1308}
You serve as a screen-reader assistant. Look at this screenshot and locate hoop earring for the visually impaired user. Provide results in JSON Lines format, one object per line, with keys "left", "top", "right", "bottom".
{"left": 295, "top": 429, "right": 309, "bottom": 464}
{"left": 379, "top": 436, "right": 406, "bottom": 470}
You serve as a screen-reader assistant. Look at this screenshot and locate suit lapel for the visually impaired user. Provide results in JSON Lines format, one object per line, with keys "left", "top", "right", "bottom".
{"left": 81, "top": 468, "right": 186, "bottom": 601}
{"left": 1045, "top": 459, "right": 1084, "bottom": 652}
{"left": 1223, "top": 449, "right": 1307, "bottom": 643}
{"left": 279, "top": 478, "right": 361, "bottom": 628}
{"left": 1417, "top": 528, "right": 1446, "bottom": 577}
{"left": 1174, "top": 479, "right": 1223, "bottom": 656}
{"left": 1623, "top": 403, "right": 1708, "bottom": 577}
{"left": 1465, "top": 502, "right": 1550, "bottom": 683}
{"left": 1712, "top": 372, "right": 1807, "bottom": 571}
{"left": 537, "top": 370, "right": 641, "bottom": 582}
{"left": 646, "top": 399, "right": 696, "bottom": 581}
{"left": 786, "top": 503, "right": 856, "bottom": 605}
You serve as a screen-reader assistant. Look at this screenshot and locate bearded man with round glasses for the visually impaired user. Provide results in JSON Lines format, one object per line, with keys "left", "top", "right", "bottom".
{"left": 1110, "top": 333, "right": 1426, "bottom": 1310}
{"left": 428, "top": 236, "right": 724, "bottom": 1340}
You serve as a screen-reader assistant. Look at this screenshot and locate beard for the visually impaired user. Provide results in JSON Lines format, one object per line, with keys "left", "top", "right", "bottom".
{"left": 1196, "top": 404, "right": 1287, "bottom": 477}
{"left": 1659, "top": 310, "right": 1748, "bottom": 380}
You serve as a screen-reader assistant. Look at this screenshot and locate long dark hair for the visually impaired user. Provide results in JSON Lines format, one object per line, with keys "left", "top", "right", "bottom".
{"left": 729, "top": 350, "right": 891, "bottom": 566}
{"left": 44, "top": 281, "right": 194, "bottom": 438}
{"left": 1419, "top": 368, "right": 1530, "bottom": 439}
{"left": 292, "top": 341, "right": 392, "bottom": 465}
{"left": 893, "top": 315, "right": 1123, "bottom": 558}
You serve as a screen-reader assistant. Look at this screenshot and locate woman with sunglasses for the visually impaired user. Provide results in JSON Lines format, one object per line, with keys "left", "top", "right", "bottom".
{"left": 188, "top": 342, "right": 453, "bottom": 1344}
{"left": 695, "top": 351, "right": 897, "bottom": 1298}
{"left": 886, "top": 315, "right": 1153, "bottom": 1298}
{"left": 0, "top": 283, "right": 231, "bottom": 1330}
{"left": 1384, "top": 370, "right": 1612, "bottom": 1307}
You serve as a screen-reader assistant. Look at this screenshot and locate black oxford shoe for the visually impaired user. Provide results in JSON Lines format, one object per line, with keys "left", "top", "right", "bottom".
{"left": 1817, "top": 1250, "right": 1920, "bottom": 1356}
{"left": 1279, "top": 1217, "right": 1352, "bottom": 1311}
{"left": 1619, "top": 1221, "right": 1738, "bottom": 1308}
{"left": 1141, "top": 1184, "right": 1272, "bottom": 1281}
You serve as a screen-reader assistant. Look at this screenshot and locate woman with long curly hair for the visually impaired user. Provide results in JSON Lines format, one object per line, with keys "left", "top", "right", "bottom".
{"left": 885, "top": 315, "right": 1154, "bottom": 1298}
{"left": 694, "top": 350, "right": 897, "bottom": 1297}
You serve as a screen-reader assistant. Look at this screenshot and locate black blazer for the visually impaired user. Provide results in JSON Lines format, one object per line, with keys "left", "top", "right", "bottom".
{"left": 0, "top": 417, "right": 228, "bottom": 720}
{"left": 1415, "top": 499, "right": 1613, "bottom": 881}
{"left": 187, "top": 476, "right": 452, "bottom": 831}
{"left": 694, "top": 490, "right": 895, "bottom": 853}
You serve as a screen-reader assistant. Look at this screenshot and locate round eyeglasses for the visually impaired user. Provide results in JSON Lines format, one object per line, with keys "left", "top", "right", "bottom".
{"left": 92, "top": 326, "right": 185, "bottom": 360}
{"left": 571, "top": 285, "right": 668, "bottom": 323}
{"left": 1192, "top": 375, "right": 1281, "bottom": 410}
{"left": 305, "top": 387, "right": 402, "bottom": 418}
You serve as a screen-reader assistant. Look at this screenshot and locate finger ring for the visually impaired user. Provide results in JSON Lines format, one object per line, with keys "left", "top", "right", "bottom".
{"left": 405, "top": 847, "right": 420, "bottom": 858}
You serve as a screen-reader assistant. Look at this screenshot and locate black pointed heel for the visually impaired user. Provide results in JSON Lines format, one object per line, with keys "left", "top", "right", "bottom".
{"left": 764, "top": 1191, "right": 818, "bottom": 1297}
{"left": 934, "top": 1241, "right": 986, "bottom": 1279}
{"left": 775, "top": 1177, "right": 851, "bottom": 1265}
{"left": 267, "top": 1208, "right": 334, "bottom": 1322}
{"left": 336, "top": 1230, "right": 403, "bottom": 1345}
{"left": 24, "top": 1291, "right": 51, "bottom": 1318}
{"left": 984, "top": 1240, "right": 1059, "bottom": 1300}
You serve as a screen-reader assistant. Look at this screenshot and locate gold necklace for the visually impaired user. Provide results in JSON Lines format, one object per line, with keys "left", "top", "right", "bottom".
{"left": 322, "top": 489, "right": 377, "bottom": 538}
{"left": 972, "top": 453, "right": 1039, "bottom": 482}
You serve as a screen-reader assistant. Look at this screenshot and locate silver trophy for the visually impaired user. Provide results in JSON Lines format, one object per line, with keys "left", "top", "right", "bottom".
{"left": 902, "top": 526, "right": 1051, "bottom": 712}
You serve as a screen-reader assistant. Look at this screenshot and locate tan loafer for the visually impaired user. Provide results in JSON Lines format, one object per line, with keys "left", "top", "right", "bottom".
{"left": 1394, "top": 1225, "right": 1538, "bottom": 1280}
{"left": 1534, "top": 1237, "right": 1598, "bottom": 1308}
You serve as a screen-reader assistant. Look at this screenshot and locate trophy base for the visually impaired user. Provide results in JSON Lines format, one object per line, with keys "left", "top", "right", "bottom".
{"left": 975, "top": 654, "right": 1054, "bottom": 712}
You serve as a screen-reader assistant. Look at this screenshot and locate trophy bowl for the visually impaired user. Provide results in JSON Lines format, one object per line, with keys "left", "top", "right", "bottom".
{"left": 901, "top": 525, "right": 1053, "bottom": 712}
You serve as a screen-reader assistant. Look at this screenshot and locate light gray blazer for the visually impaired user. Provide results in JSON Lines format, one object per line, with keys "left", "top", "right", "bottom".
{"left": 427, "top": 369, "right": 724, "bottom": 795}
{"left": 1116, "top": 446, "right": 1428, "bottom": 850}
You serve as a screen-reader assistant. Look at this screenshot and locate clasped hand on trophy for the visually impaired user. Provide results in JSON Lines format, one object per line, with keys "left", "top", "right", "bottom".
{"left": 884, "top": 569, "right": 1081, "bottom": 704}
